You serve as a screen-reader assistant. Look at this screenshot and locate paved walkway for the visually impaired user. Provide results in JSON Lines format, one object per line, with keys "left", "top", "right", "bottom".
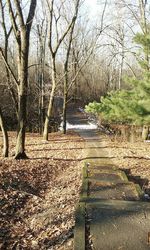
{"left": 67, "top": 109, "right": 150, "bottom": 250}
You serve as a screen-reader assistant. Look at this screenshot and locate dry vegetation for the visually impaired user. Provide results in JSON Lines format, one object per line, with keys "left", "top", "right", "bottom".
{"left": 0, "top": 131, "right": 84, "bottom": 249}
{"left": 102, "top": 133, "right": 150, "bottom": 197}
{"left": 1, "top": 129, "right": 150, "bottom": 249}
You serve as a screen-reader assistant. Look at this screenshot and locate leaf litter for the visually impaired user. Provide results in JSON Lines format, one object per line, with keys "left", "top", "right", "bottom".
{"left": 101, "top": 133, "right": 150, "bottom": 196}
{"left": 0, "top": 131, "right": 84, "bottom": 249}
{"left": 1, "top": 130, "right": 150, "bottom": 249}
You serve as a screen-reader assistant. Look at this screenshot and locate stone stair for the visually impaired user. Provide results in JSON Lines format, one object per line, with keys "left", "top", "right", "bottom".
{"left": 80, "top": 162, "right": 143, "bottom": 202}
{"left": 87, "top": 163, "right": 143, "bottom": 201}
{"left": 74, "top": 161, "right": 150, "bottom": 250}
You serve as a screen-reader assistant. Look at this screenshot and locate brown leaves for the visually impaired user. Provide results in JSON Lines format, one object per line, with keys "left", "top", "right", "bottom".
{"left": 102, "top": 134, "right": 150, "bottom": 191}
{"left": 0, "top": 131, "right": 84, "bottom": 249}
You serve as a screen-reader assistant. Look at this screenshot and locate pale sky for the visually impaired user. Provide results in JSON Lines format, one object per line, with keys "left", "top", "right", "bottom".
{"left": 86, "top": 0, "right": 98, "bottom": 8}
{"left": 84, "top": 0, "right": 100, "bottom": 16}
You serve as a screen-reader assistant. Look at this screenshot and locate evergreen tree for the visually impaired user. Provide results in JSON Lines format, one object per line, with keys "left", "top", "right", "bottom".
{"left": 85, "top": 31, "right": 150, "bottom": 138}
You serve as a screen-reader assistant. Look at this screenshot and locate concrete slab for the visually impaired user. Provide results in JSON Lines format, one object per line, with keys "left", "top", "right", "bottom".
{"left": 89, "top": 172, "right": 124, "bottom": 181}
{"left": 88, "top": 170, "right": 128, "bottom": 182}
{"left": 88, "top": 164, "right": 118, "bottom": 171}
{"left": 87, "top": 200, "right": 150, "bottom": 250}
{"left": 74, "top": 202, "right": 85, "bottom": 250}
{"left": 89, "top": 180, "right": 141, "bottom": 201}
{"left": 72, "top": 114, "right": 147, "bottom": 249}
{"left": 85, "top": 158, "right": 117, "bottom": 166}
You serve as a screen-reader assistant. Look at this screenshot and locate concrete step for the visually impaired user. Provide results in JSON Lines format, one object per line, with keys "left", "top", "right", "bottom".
{"left": 86, "top": 200, "right": 150, "bottom": 250}
{"left": 88, "top": 169, "right": 128, "bottom": 182}
{"left": 86, "top": 163, "right": 118, "bottom": 170}
{"left": 74, "top": 200, "right": 150, "bottom": 250}
{"left": 89, "top": 179, "right": 143, "bottom": 201}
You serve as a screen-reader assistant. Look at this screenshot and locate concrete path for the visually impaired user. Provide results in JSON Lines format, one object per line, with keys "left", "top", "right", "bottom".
{"left": 66, "top": 108, "right": 150, "bottom": 250}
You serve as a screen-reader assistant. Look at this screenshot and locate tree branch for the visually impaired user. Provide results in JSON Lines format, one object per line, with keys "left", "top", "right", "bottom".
{"left": 26, "top": 0, "right": 37, "bottom": 34}
{"left": 47, "top": 0, "right": 54, "bottom": 55}
{"left": 6, "top": 0, "right": 20, "bottom": 44}
{"left": 14, "top": 0, "right": 25, "bottom": 28}
{"left": 0, "top": 47, "right": 19, "bottom": 88}
{"left": 54, "top": 15, "right": 76, "bottom": 54}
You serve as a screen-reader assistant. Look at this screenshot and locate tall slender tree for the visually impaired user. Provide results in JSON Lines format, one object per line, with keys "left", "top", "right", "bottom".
{"left": 6, "top": 0, "right": 37, "bottom": 159}
{"left": 36, "top": 17, "right": 47, "bottom": 134}
{"left": 43, "top": 0, "right": 80, "bottom": 140}
{"left": 0, "top": 107, "right": 8, "bottom": 157}
{"left": 0, "top": 0, "right": 18, "bottom": 117}
{"left": 62, "top": 0, "right": 80, "bottom": 134}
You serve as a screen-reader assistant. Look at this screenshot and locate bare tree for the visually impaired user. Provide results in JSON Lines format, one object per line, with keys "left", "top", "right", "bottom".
{"left": 62, "top": 0, "right": 80, "bottom": 134}
{"left": 0, "top": 0, "right": 18, "bottom": 116}
{"left": 36, "top": 16, "right": 48, "bottom": 134}
{"left": 5, "top": 0, "right": 37, "bottom": 159}
{"left": 43, "top": 0, "right": 80, "bottom": 140}
{"left": 0, "top": 106, "right": 8, "bottom": 157}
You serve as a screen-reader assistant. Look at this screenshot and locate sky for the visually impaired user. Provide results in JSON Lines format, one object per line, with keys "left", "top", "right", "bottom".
{"left": 84, "top": 0, "right": 101, "bottom": 16}
{"left": 86, "top": 0, "right": 98, "bottom": 8}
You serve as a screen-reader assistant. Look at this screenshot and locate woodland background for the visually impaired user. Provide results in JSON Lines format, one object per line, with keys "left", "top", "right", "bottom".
{"left": 1, "top": 0, "right": 149, "bottom": 159}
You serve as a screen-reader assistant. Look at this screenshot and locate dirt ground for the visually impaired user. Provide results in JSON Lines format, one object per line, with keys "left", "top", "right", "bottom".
{"left": 0, "top": 131, "right": 84, "bottom": 250}
{"left": 1, "top": 130, "right": 150, "bottom": 249}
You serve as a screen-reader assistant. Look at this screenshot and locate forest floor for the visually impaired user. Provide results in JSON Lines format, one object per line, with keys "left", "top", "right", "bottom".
{"left": 0, "top": 130, "right": 150, "bottom": 249}
{"left": 0, "top": 131, "right": 84, "bottom": 250}
{"left": 101, "top": 133, "right": 150, "bottom": 198}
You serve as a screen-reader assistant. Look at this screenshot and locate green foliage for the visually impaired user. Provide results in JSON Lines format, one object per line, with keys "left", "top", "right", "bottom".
{"left": 85, "top": 101, "right": 101, "bottom": 114}
{"left": 85, "top": 30, "right": 150, "bottom": 126}
{"left": 86, "top": 79, "right": 150, "bottom": 125}
{"left": 86, "top": 90, "right": 130, "bottom": 124}
{"left": 134, "top": 32, "right": 150, "bottom": 70}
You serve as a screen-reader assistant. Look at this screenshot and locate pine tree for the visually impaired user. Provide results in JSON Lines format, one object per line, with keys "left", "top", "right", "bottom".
{"left": 85, "top": 31, "right": 150, "bottom": 139}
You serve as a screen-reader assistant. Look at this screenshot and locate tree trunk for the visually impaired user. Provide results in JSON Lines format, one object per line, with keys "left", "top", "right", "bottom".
{"left": 62, "top": 96, "right": 67, "bottom": 134}
{"left": 43, "top": 56, "right": 56, "bottom": 141}
{"left": 15, "top": 93, "right": 28, "bottom": 159}
{"left": 5, "top": 40, "right": 18, "bottom": 117}
{"left": 6, "top": 0, "right": 37, "bottom": 159}
{"left": 62, "top": 0, "right": 80, "bottom": 133}
{"left": 38, "top": 70, "right": 45, "bottom": 134}
{"left": 0, "top": 107, "right": 9, "bottom": 157}
{"left": 15, "top": 32, "right": 29, "bottom": 159}
{"left": 62, "top": 74, "right": 67, "bottom": 134}
{"left": 37, "top": 23, "right": 46, "bottom": 134}
{"left": 72, "top": 48, "right": 78, "bottom": 102}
